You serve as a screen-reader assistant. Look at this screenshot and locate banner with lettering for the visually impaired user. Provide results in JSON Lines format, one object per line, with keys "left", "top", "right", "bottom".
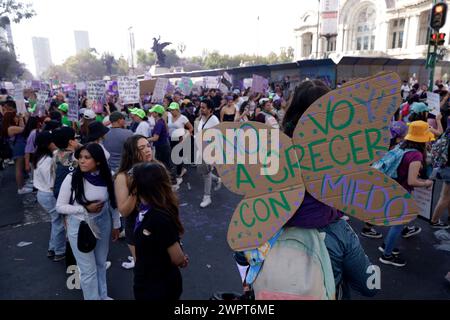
{"left": 118, "top": 76, "right": 140, "bottom": 105}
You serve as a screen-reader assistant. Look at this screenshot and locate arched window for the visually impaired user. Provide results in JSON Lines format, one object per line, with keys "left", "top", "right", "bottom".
{"left": 354, "top": 5, "right": 376, "bottom": 51}
{"left": 302, "top": 33, "right": 313, "bottom": 57}
{"left": 417, "top": 11, "right": 431, "bottom": 45}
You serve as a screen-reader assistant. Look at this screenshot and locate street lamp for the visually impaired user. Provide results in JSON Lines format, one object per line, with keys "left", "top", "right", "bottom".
{"left": 128, "top": 26, "right": 135, "bottom": 74}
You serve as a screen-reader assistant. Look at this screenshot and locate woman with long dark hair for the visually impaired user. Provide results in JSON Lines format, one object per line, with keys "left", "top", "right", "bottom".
{"left": 130, "top": 162, "right": 188, "bottom": 300}
{"left": 24, "top": 116, "right": 41, "bottom": 178}
{"left": 33, "top": 131, "right": 66, "bottom": 261}
{"left": 1, "top": 109, "right": 32, "bottom": 194}
{"left": 114, "top": 135, "right": 153, "bottom": 270}
{"left": 56, "top": 143, "right": 121, "bottom": 300}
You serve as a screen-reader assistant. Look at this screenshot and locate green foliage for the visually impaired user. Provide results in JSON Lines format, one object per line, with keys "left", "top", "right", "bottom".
{"left": 0, "top": 0, "right": 36, "bottom": 25}
{"left": 0, "top": 47, "right": 26, "bottom": 80}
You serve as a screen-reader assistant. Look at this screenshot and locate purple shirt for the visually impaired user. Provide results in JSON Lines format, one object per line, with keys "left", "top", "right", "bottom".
{"left": 287, "top": 192, "right": 343, "bottom": 229}
{"left": 25, "top": 130, "right": 37, "bottom": 154}
{"left": 396, "top": 151, "right": 423, "bottom": 193}
{"left": 152, "top": 118, "right": 169, "bottom": 147}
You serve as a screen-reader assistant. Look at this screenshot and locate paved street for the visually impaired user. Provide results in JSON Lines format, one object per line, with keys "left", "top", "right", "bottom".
{"left": 0, "top": 165, "right": 449, "bottom": 300}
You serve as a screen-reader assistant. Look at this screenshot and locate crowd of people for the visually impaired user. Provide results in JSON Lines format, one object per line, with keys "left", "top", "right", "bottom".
{"left": 0, "top": 75, "right": 449, "bottom": 300}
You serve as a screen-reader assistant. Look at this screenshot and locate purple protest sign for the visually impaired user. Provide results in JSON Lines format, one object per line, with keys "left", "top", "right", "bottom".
{"left": 252, "top": 75, "right": 268, "bottom": 93}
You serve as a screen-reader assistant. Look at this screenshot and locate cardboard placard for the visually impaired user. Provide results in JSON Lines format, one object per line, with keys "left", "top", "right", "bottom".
{"left": 292, "top": 72, "right": 419, "bottom": 226}
{"left": 151, "top": 78, "right": 169, "bottom": 103}
{"left": 66, "top": 90, "right": 79, "bottom": 122}
{"left": 13, "top": 82, "right": 26, "bottom": 114}
{"left": 412, "top": 185, "right": 433, "bottom": 220}
{"left": 87, "top": 80, "right": 106, "bottom": 113}
{"left": 427, "top": 92, "right": 441, "bottom": 116}
{"left": 202, "top": 122, "right": 305, "bottom": 251}
{"left": 252, "top": 75, "right": 268, "bottom": 93}
{"left": 139, "top": 79, "right": 157, "bottom": 96}
{"left": 118, "top": 76, "right": 140, "bottom": 105}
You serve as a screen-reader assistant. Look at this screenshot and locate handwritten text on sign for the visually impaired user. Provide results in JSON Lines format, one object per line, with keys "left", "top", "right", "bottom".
{"left": 66, "top": 90, "right": 79, "bottom": 122}
{"left": 118, "top": 76, "right": 140, "bottom": 105}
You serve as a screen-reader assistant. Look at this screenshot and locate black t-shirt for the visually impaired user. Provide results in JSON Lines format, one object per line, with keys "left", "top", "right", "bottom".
{"left": 133, "top": 208, "right": 182, "bottom": 300}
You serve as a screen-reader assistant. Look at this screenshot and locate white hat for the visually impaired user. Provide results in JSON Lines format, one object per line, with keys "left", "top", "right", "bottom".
{"left": 259, "top": 98, "right": 270, "bottom": 106}
{"left": 83, "top": 109, "right": 96, "bottom": 120}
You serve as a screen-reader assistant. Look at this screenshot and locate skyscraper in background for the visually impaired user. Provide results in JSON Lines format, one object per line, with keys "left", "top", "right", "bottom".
{"left": 32, "top": 37, "right": 53, "bottom": 77}
{"left": 74, "top": 30, "right": 90, "bottom": 54}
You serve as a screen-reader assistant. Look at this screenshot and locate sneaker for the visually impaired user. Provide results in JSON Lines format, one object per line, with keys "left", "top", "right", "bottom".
{"left": 105, "top": 261, "right": 111, "bottom": 270}
{"left": 378, "top": 244, "right": 400, "bottom": 256}
{"left": 102, "top": 296, "right": 114, "bottom": 300}
{"left": 361, "top": 228, "right": 383, "bottom": 239}
{"left": 180, "top": 168, "right": 188, "bottom": 177}
{"left": 53, "top": 254, "right": 65, "bottom": 262}
{"left": 430, "top": 221, "right": 450, "bottom": 229}
{"left": 401, "top": 226, "right": 422, "bottom": 238}
{"left": 128, "top": 256, "right": 133, "bottom": 262}
{"left": 200, "top": 195, "right": 212, "bottom": 208}
{"left": 214, "top": 178, "right": 222, "bottom": 192}
{"left": 118, "top": 230, "right": 126, "bottom": 239}
{"left": 47, "top": 250, "right": 55, "bottom": 259}
{"left": 341, "top": 215, "right": 350, "bottom": 221}
{"left": 17, "top": 187, "right": 33, "bottom": 195}
{"left": 379, "top": 254, "right": 406, "bottom": 267}
{"left": 25, "top": 180, "right": 34, "bottom": 188}
{"left": 5, "top": 159, "right": 14, "bottom": 165}
{"left": 176, "top": 177, "right": 183, "bottom": 185}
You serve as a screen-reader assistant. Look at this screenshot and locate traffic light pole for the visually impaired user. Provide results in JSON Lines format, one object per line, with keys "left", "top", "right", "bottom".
{"left": 427, "top": 0, "right": 438, "bottom": 92}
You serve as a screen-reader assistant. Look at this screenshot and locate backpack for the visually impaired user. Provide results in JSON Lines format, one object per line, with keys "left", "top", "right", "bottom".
{"left": 371, "top": 146, "right": 417, "bottom": 179}
{"left": 431, "top": 131, "right": 450, "bottom": 169}
{"left": 53, "top": 158, "right": 76, "bottom": 199}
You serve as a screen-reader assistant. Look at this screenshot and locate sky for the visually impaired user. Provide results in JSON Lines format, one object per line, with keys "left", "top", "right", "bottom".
{"left": 11, "top": 0, "right": 318, "bottom": 76}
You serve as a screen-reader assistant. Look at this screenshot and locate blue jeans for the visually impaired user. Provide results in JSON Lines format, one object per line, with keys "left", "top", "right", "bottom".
{"left": 319, "top": 219, "right": 379, "bottom": 299}
{"left": 67, "top": 205, "right": 112, "bottom": 300}
{"left": 37, "top": 191, "right": 66, "bottom": 255}
{"left": 383, "top": 225, "right": 404, "bottom": 257}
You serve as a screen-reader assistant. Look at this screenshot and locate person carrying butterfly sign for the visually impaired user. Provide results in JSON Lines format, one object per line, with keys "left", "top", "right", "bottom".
{"left": 207, "top": 73, "right": 419, "bottom": 300}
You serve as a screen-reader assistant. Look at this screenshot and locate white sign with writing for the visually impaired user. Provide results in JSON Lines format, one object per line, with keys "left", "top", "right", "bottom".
{"left": 151, "top": 78, "right": 169, "bottom": 103}
{"left": 66, "top": 90, "right": 79, "bottom": 122}
{"left": 413, "top": 185, "right": 433, "bottom": 220}
{"left": 36, "top": 91, "right": 49, "bottom": 116}
{"left": 13, "top": 82, "right": 26, "bottom": 114}
{"left": 427, "top": 92, "right": 441, "bottom": 116}
{"left": 118, "top": 76, "right": 140, "bottom": 105}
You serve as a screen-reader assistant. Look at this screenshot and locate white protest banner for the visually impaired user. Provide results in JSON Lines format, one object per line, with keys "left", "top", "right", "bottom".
{"left": 413, "top": 185, "right": 433, "bottom": 220}
{"left": 151, "top": 78, "right": 169, "bottom": 103}
{"left": 118, "top": 76, "right": 140, "bottom": 105}
{"left": 221, "top": 72, "right": 233, "bottom": 90}
{"left": 87, "top": 80, "right": 106, "bottom": 114}
{"left": 75, "top": 82, "right": 87, "bottom": 91}
{"left": 36, "top": 91, "right": 49, "bottom": 116}
{"left": 203, "top": 76, "right": 220, "bottom": 89}
{"left": 427, "top": 92, "right": 441, "bottom": 116}
{"left": 13, "top": 82, "right": 26, "bottom": 114}
{"left": 66, "top": 90, "right": 79, "bottom": 122}
{"left": 252, "top": 75, "right": 268, "bottom": 93}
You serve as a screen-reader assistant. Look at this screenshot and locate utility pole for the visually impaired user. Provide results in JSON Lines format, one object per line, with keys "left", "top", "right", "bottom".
{"left": 426, "top": 0, "right": 447, "bottom": 91}
{"left": 128, "top": 26, "right": 135, "bottom": 75}
{"left": 316, "top": 0, "right": 321, "bottom": 59}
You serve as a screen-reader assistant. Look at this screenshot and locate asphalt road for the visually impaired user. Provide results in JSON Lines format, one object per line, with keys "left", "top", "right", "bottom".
{"left": 0, "top": 165, "right": 449, "bottom": 300}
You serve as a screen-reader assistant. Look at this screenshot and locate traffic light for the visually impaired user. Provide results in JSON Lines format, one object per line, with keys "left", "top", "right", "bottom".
{"left": 430, "top": 32, "right": 446, "bottom": 45}
{"left": 430, "top": 2, "right": 448, "bottom": 30}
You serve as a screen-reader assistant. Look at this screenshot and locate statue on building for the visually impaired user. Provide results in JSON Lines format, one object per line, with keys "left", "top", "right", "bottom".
{"left": 152, "top": 36, "right": 172, "bottom": 67}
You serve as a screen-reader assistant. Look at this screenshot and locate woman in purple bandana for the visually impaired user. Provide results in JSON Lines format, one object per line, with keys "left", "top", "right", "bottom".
{"left": 130, "top": 162, "right": 188, "bottom": 300}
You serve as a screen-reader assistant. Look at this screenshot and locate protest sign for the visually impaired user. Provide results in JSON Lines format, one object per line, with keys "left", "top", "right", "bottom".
{"left": 252, "top": 75, "right": 268, "bottom": 93}
{"left": 66, "top": 90, "right": 79, "bottom": 122}
{"left": 151, "top": 78, "right": 169, "bottom": 103}
{"left": 75, "top": 82, "right": 87, "bottom": 91}
{"left": 203, "top": 122, "right": 305, "bottom": 251}
{"left": 87, "top": 81, "right": 106, "bottom": 114}
{"left": 427, "top": 92, "right": 441, "bottom": 116}
{"left": 36, "top": 91, "right": 49, "bottom": 116}
{"left": 139, "top": 79, "right": 157, "bottom": 96}
{"left": 203, "top": 76, "right": 220, "bottom": 89}
{"left": 221, "top": 72, "right": 233, "bottom": 90}
{"left": 243, "top": 78, "right": 253, "bottom": 90}
{"left": 179, "top": 77, "right": 193, "bottom": 95}
{"left": 106, "top": 81, "right": 119, "bottom": 95}
{"left": 118, "top": 76, "right": 140, "bottom": 105}
{"left": 292, "top": 72, "right": 418, "bottom": 226}
{"left": 13, "top": 82, "right": 26, "bottom": 114}
{"left": 413, "top": 185, "right": 433, "bottom": 220}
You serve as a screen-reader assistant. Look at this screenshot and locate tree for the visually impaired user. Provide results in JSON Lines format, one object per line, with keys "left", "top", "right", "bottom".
{"left": 0, "top": 47, "right": 25, "bottom": 80}
{"left": 136, "top": 49, "right": 156, "bottom": 68}
{"left": 0, "top": 0, "right": 35, "bottom": 26}
{"left": 63, "top": 51, "right": 106, "bottom": 81}
{"left": 41, "top": 64, "right": 74, "bottom": 82}
{"left": 163, "top": 49, "right": 180, "bottom": 68}
{"left": 115, "top": 56, "right": 129, "bottom": 75}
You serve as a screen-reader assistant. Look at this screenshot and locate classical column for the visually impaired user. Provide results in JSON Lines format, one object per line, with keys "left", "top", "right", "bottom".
{"left": 376, "top": 20, "right": 388, "bottom": 52}
{"left": 408, "top": 14, "right": 420, "bottom": 49}
{"left": 403, "top": 16, "right": 410, "bottom": 50}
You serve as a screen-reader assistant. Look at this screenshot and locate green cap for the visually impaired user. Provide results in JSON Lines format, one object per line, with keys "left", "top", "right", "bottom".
{"left": 410, "top": 102, "right": 433, "bottom": 114}
{"left": 58, "top": 103, "right": 69, "bottom": 113}
{"left": 128, "top": 107, "right": 138, "bottom": 113}
{"left": 149, "top": 104, "right": 165, "bottom": 115}
{"left": 130, "top": 108, "right": 146, "bottom": 119}
{"left": 168, "top": 102, "right": 180, "bottom": 111}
